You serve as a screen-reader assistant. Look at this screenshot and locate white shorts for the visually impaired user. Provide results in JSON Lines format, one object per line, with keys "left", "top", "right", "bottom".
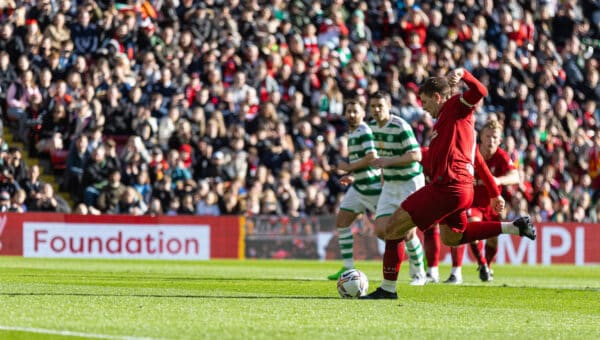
{"left": 376, "top": 173, "right": 425, "bottom": 219}
{"left": 339, "top": 186, "right": 379, "bottom": 214}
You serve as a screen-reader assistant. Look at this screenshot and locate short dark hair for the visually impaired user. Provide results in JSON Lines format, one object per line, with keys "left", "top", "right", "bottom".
{"left": 344, "top": 98, "right": 361, "bottom": 107}
{"left": 418, "top": 77, "right": 451, "bottom": 98}
{"left": 343, "top": 99, "right": 364, "bottom": 116}
{"left": 369, "top": 91, "right": 391, "bottom": 103}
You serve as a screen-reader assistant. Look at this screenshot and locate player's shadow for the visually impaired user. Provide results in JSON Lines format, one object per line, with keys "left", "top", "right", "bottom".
{"left": 16, "top": 274, "right": 323, "bottom": 282}
{"left": 0, "top": 292, "right": 340, "bottom": 299}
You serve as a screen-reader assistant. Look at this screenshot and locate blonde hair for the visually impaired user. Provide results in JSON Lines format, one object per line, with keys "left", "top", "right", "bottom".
{"left": 482, "top": 119, "right": 504, "bottom": 133}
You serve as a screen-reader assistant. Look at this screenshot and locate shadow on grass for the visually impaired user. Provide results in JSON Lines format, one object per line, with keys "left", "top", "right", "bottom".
{"left": 14, "top": 274, "right": 324, "bottom": 282}
{"left": 0, "top": 292, "right": 340, "bottom": 299}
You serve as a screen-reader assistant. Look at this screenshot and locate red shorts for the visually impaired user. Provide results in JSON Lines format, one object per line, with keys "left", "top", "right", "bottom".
{"left": 401, "top": 182, "right": 474, "bottom": 233}
{"left": 467, "top": 206, "right": 500, "bottom": 222}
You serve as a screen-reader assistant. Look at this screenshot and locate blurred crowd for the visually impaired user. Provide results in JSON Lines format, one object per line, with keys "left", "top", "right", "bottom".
{"left": 1, "top": 0, "right": 600, "bottom": 222}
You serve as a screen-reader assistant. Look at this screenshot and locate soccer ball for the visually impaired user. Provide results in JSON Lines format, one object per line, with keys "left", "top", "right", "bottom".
{"left": 337, "top": 269, "right": 368, "bottom": 298}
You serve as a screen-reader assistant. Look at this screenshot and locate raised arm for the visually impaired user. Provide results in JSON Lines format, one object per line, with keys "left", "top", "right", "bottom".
{"left": 448, "top": 68, "right": 488, "bottom": 109}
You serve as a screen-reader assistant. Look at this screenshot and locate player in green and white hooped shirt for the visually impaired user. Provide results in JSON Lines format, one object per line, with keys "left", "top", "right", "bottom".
{"left": 327, "top": 100, "right": 382, "bottom": 280}
{"left": 361, "top": 92, "right": 427, "bottom": 299}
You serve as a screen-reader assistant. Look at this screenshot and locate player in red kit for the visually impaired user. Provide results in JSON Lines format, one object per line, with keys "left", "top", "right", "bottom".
{"left": 361, "top": 68, "right": 535, "bottom": 299}
{"left": 445, "top": 119, "right": 521, "bottom": 284}
{"left": 421, "top": 145, "right": 506, "bottom": 284}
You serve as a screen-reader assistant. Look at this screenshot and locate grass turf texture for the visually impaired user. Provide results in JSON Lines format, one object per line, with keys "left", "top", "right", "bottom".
{"left": 0, "top": 258, "right": 599, "bottom": 339}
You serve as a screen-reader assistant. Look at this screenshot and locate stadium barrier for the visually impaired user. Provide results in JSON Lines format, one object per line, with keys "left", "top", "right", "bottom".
{"left": 0, "top": 213, "right": 244, "bottom": 260}
{"left": 1, "top": 213, "right": 598, "bottom": 264}
{"left": 245, "top": 216, "right": 600, "bottom": 265}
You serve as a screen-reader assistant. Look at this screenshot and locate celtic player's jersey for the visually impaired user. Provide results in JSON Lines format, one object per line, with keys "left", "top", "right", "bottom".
{"left": 370, "top": 115, "right": 423, "bottom": 182}
{"left": 347, "top": 122, "right": 382, "bottom": 196}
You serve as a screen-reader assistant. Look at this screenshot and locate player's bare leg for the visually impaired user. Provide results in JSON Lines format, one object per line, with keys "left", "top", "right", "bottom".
{"left": 439, "top": 225, "right": 463, "bottom": 246}
{"left": 385, "top": 208, "right": 418, "bottom": 240}
{"left": 328, "top": 209, "right": 360, "bottom": 280}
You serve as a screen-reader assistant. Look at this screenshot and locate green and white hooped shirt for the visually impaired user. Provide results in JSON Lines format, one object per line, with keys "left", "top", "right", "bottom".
{"left": 347, "top": 122, "right": 382, "bottom": 196}
{"left": 369, "top": 115, "right": 423, "bottom": 183}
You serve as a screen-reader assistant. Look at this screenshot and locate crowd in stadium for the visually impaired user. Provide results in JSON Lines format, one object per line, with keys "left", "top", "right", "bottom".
{"left": 0, "top": 0, "right": 599, "bottom": 222}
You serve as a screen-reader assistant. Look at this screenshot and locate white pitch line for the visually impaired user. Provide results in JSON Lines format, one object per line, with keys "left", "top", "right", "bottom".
{"left": 0, "top": 325, "right": 157, "bottom": 340}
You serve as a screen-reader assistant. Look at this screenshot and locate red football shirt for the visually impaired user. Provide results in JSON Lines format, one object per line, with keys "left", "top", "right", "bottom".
{"left": 424, "top": 71, "right": 488, "bottom": 184}
{"left": 421, "top": 145, "right": 500, "bottom": 200}
{"left": 472, "top": 147, "right": 515, "bottom": 208}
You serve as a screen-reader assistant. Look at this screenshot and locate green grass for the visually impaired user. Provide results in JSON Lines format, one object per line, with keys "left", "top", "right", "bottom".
{"left": 0, "top": 258, "right": 599, "bottom": 339}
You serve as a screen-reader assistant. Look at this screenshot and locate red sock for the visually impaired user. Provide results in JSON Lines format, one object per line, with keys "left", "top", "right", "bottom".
{"left": 423, "top": 227, "right": 440, "bottom": 267}
{"left": 469, "top": 241, "right": 486, "bottom": 266}
{"left": 485, "top": 242, "right": 498, "bottom": 266}
{"left": 383, "top": 239, "right": 403, "bottom": 281}
{"left": 451, "top": 245, "right": 465, "bottom": 267}
{"left": 460, "top": 221, "right": 502, "bottom": 244}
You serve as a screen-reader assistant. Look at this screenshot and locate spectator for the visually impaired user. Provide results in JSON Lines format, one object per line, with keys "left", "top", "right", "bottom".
{"left": 196, "top": 191, "right": 221, "bottom": 216}
{"left": 6, "top": 70, "right": 41, "bottom": 141}
{"left": 0, "top": 50, "right": 17, "bottom": 102}
{"left": 101, "top": 84, "right": 129, "bottom": 135}
{"left": 0, "top": 0, "right": 597, "bottom": 221}
{"left": 4, "top": 147, "right": 27, "bottom": 184}
{"left": 146, "top": 198, "right": 163, "bottom": 216}
{"left": 64, "top": 134, "right": 89, "bottom": 200}
{"left": 70, "top": 7, "right": 98, "bottom": 57}
{"left": 81, "top": 144, "right": 114, "bottom": 205}
{"left": 20, "top": 165, "right": 43, "bottom": 207}
{"left": 152, "top": 175, "right": 174, "bottom": 212}
{"left": 132, "top": 170, "right": 152, "bottom": 204}
{"left": 0, "top": 168, "right": 19, "bottom": 197}
{"left": 0, "top": 22, "right": 24, "bottom": 63}
{"left": 116, "top": 186, "right": 147, "bottom": 215}
{"left": 69, "top": 101, "right": 98, "bottom": 140}
{"left": 11, "top": 188, "right": 27, "bottom": 213}
{"left": 178, "top": 193, "right": 195, "bottom": 215}
{"left": 0, "top": 191, "right": 12, "bottom": 212}
{"left": 260, "top": 188, "right": 281, "bottom": 215}
{"left": 36, "top": 104, "right": 69, "bottom": 154}
{"left": 30, "top": 183, "right": 62, "bottom": 212}
{"left": 96, "top": 169, "right": 126, "bottom": 213}
{"left": 44, "top": 12, "right": 71, "bottom": 50}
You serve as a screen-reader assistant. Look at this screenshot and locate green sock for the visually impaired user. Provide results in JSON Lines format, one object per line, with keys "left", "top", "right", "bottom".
{"left": 338, "top": 227, "right": 354, "bottom": 269}
{"left": 405, "top": 237, "right": 425, "bottom": 276}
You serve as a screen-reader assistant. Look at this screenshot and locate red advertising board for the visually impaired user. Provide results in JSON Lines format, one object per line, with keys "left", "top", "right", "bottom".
{"left": 495, "top": 223, "right": 600, "bottom": 265}
{"left": 2, "top": 214, "right": 599, "bottom": 264}
{"left": 0, "top": 213, "right": 244, "bottom": 260}
{"left": 432, "top": 223, "right": 600, "bottom": 265}
{"left": 321, "top": 221, "right": 600, "bottom": 265}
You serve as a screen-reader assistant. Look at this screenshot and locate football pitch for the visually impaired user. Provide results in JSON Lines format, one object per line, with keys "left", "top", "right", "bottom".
{"left": 0, "top": 258, "right": 598, "bottom": 339}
